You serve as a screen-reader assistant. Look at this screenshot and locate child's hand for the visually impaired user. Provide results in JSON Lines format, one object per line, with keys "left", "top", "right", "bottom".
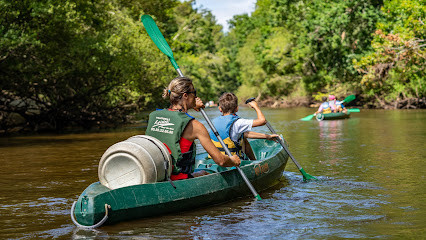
{"left": 247, "top": 100, "right": 259, "bottom": 109}
{"left": 267, "top": 134, "right": 281, "bottom": 143}
{"left": 194, "top": 97, "right": 205, "bottom": 112}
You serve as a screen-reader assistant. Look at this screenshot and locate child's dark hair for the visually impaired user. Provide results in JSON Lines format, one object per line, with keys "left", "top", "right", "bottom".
{"left": 219, "top": 92, "right": 238, "bottom": 114}
{"left": 322, "top": 96, "right": 327, "bottom": 102}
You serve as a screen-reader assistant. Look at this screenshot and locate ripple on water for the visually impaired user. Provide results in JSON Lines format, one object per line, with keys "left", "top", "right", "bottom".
{"left": 1, "top": 108, "right": 425, "bottom": 239}
{"left": 164, "top": 172, "right": 389, "bottom": 239}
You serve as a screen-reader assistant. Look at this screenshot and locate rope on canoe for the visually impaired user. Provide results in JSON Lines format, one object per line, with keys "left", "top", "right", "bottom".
{"left": 70, "top": 201, "right": 110, "bottom": 228}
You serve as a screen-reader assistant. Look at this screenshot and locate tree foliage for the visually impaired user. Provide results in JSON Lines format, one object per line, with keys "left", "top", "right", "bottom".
{"left": 0, "top": 0, "right": 424, "bottom": 133}
{"left": 225, "top": 0, "right": 424, "bottom": 106}
{"left": 226, "top": 0, "right": 384, "bottom": 95}
{"left": 0, "top": 0, "right": 176, "bottom": 132}
{"left": 353, "top": 0, "right": 425, "bottom": 104}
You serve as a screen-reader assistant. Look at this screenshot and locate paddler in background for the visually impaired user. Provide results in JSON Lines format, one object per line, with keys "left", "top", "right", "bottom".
{"left": 315, "top": 96, "right": 335, "bottom": 115}
{"left": 145, "top": 77, "right": 240, "bottom": 181}
{"left": 328, "top": 94, "right": 338, "bottom": 111}
{"left": 336, "top": 97, "right": 348, "bottom": 113}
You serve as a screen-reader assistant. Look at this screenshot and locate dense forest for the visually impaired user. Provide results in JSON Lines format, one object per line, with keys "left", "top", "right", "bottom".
{"left": 0, "top": 0, "right": 424, "bottom": 133}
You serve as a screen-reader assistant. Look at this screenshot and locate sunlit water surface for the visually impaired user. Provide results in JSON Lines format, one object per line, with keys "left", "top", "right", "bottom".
{"left": 0, "top": 108, "right": 425, "bottom": 239}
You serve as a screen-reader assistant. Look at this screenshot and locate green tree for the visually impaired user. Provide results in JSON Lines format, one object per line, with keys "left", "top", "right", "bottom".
{"left": 353, "top": 0, "right": 425, "bottom": 106}
{"left": 169, "top": 2, "right": 230, "bottom": 100}
{"left": 0, "top": 0, "right": 175, "bottom": 132}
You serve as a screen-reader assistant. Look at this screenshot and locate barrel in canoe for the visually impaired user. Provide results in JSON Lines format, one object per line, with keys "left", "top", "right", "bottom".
{"left": 71, "top": 138, "right": 289, "bottom": 227}
{"left": 316, "top": 112, "right": 350, "bottom": 121}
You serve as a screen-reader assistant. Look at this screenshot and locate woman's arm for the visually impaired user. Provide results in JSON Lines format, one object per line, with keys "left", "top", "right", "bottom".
{"left": 186, "top": 120, "right": 240, "bottom": 167}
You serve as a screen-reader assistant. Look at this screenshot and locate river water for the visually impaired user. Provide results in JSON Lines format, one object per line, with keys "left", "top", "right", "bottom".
{"left": 0, "top": 108, "right": 425, "bottom": 239}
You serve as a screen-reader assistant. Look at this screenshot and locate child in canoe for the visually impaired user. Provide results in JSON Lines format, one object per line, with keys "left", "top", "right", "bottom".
{"left": 328, "top": 94, "right": 338, "bottom": 111}
{"left": 335, "top": 97, "right": 348, "bottom": 113}
{"left": 315, "top": 96, "right": 335, "bottom": 115}
{"left": 208, "top": 92, "right": 279, "bottom": 160}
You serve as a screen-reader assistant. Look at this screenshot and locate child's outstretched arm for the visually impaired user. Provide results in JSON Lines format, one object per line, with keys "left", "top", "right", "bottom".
{"left": 244, "top": 131, "right": 280, "bottom": 142}
{"left": 247, "top": 101, "right": 267, "bottom": 127}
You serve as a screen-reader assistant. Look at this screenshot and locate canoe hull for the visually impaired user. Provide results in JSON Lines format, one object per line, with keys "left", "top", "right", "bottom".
{"left": 316, "top": 112, "right": 350, "bottom": 121}
{"left": 72, "top": 139, "right": 289, "bottom": 226}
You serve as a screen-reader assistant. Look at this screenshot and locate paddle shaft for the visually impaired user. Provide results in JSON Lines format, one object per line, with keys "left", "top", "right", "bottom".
{"left": 245, "top": 97, "right": 302, "bottom": 168}
{"left": 199, "top": 108, "right": 261, "bottom": 200}
{"left": 177, "top": 72, "right": 261, "bottom": 200}
{"left": 142, "top": 15, "right": 261, "bottom": 199}
{"left": 245, "top": 97, "right": 316, "bottom": 181}
{"left": 265, "top": 122, "right": 302, "bottom": 169}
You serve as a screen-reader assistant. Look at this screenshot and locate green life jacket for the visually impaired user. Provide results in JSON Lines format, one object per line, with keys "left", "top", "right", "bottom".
{"left": 146, "top": 109, "right": 196, "bottom": 175}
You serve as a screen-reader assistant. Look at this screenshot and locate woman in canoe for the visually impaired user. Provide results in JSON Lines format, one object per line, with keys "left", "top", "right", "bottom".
{"left": 145, "top": 77, "right": 241, "bottom": 181}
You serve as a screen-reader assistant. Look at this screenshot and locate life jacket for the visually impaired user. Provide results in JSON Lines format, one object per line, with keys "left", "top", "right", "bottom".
{"left": 208, "top": 114, "right": 242, "bottom": 156}
{"left": 336, "top": 100, "right": 345, "bottom": 108}
{"left": 146, "top": 109, "right": 196, "bottom": 175}
{"left": 321, "top": 102, "right": 332, "bottom": 114}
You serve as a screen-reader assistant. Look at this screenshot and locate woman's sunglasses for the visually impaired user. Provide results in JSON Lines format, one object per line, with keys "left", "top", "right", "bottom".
{"left": 186, "top": 89, "right": 197, "bottom": 97}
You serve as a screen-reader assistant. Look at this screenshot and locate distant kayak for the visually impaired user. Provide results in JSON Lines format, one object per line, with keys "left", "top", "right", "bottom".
{"left": 316, "top": 112, "right": 350, "bottom": 121}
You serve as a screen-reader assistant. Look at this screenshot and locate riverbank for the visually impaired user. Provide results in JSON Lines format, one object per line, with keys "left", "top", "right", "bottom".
{"left": 1, "top": 96, "right": 425, "bottom": 135}
{"left": 255, "top": 96, "right": 426, "bottom": 109}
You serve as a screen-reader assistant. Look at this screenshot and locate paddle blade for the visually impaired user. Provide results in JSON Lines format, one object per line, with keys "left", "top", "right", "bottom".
{"left": 141, "top": 15, "right": 179, "bottom": 70}
{"left": 342, "top": 95, "right": 356, "bottom": 103}
{"left": 300, "top": 114, "right": 315, "bottom": 121}
{"left": 347, "top": 108, "right": 360, "bottom": 113}
{"left": 300, "top": 168, "right": 318, "bottom": 182}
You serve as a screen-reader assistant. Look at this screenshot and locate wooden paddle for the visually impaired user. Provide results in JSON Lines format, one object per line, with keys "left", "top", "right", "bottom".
{"left": 142, "top": 15, "right": 262, "bottom": 200}
{"left": 246, "top": 98, "right": 317, "bottom": 182}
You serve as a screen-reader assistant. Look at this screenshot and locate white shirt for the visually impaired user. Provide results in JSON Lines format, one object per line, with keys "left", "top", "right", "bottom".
{"left": 230, "top": 118, "right": 253, "bottom": 142}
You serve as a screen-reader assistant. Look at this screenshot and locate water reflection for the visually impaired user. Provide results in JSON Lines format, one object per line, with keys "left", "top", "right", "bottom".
{"left": 319, "top": 120, "right": 344, "bottom": 151}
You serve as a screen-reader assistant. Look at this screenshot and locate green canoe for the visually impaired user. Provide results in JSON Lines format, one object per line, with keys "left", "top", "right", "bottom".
{"left": 316, "top": 112, "right": 350, "bottom": 121}
{"left": 71, "top": 139, "right": 289, "bottom": 227}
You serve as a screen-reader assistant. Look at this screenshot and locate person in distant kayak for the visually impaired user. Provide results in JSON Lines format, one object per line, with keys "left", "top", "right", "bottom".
{"left": 335, "top": 97, "right": 348, "bottom": 113}
{"left": 208, "top": 92, "right": 280, "bottom": 160}
{"left": 328, "top": 94, "right": 338, "bottom": 112}
{"left": 315, "top": 96, "right": 335, "bottom": 115}
{"left": 145, "top": 77, "right": 240, "bottom": 181}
